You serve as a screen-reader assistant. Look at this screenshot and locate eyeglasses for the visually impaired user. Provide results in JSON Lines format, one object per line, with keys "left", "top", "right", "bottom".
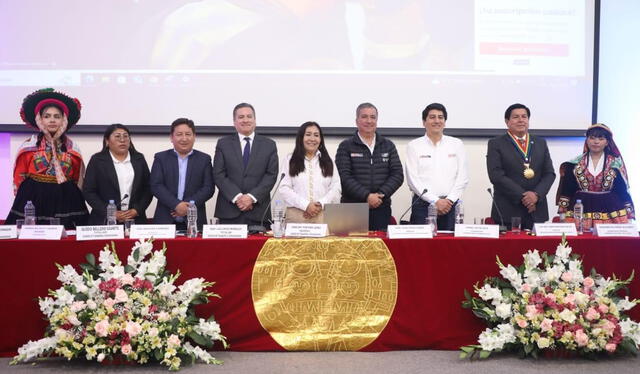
{"left": 112, "top": 134, "right": 130, "bottom": 141}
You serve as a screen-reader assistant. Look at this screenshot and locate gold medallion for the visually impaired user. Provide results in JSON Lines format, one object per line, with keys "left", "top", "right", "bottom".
{"left": 523, "top": 163, "right": 535, "bottom": 179}
{"left": 251, "top": 238, "right": 398, "bottom": 351}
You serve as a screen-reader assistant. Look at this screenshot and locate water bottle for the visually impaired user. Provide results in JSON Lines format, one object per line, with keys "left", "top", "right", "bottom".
{"left": 427, "top": 202, "right": 438, "bottom": 236}
{"left": 187, "top": 201, "right": 198, "bottom": 238}
{"left": 573, "top": 199, "right": 584, "bottom": 234}
{"left": 106, "top": 200, "right": 117, "bottom": 225}
{"left": 24, "top": 200, "right": 36, "bottom": 225}
{"left": 273, "top": 200, "right": 285, "bottom": 222}
{"left": 454, "top": 200, "right": 464, "bottom": 225}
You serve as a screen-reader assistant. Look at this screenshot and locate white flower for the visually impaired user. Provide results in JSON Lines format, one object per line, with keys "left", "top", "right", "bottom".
{"left": 523, "top": 250, "right": 541, "bottom": 269}
{"left": 523, "top": 269, "right": 542, "bottom": 289}
{"left": 194, "top": 318, "right": 222, "bottom": 340}
{"left": 38, "top": 297, "right": 56, "bottom": 318}
{"left": 57, "top": 265, "right": 83, "bottom": 286}
{"left": 86, "top": 300, "right": 97, "bottom": 310}
{"left": 554, "top": 242, "right": 572, "bottom": 263}
{"left": 54, "top": 288, "right": 75, "bottom": 307}
{"left": 477, "top": 323, "right": 516, "bottom": 352}
{"left": 176, "top": 278, "right": 205, "bottom": 303}
{"left": 98, "top": 249, "right": 116, "bottom": 270}
{"left": 537, "top": 337, "right": 551, "bottom": 349}
{"left": 183, "top": 342, "right": 218, "bottom": 364}
{"left": 495, "top": 303, "right": 512, "bottom": 319}
{"left": 543, "top": 264, "right": 564, "bottom": 283}
{"left": 16, "top": 337, "right": 57, "bottom": 361}
{"left": 97, "top": 353, "right": 106, "bottom": 362}
{"left": 573, "top": 291, "right": 589, "bottom": 307}
{"left": 594, "top": 277, "right": 614, "bottom": 297}
{"left": 620, "top": 319, "right": 640, "bottom": 347}
{"left": 499, "top": 265, "right": 523, "bottom": 291}
{"left": 478, "top": 284, "right": 502, "bottom": 302}
{"left": 157, "top": 279, "right": 176, "bottom": 297}
{"left": 559, "top": 308, "right": 577, "bottom": 323}
{"left": 616, "top": 296, "right": 638, "bottom": 312}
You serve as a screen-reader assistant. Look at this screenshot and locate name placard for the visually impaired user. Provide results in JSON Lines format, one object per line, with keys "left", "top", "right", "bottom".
{"left": 533, "top": 223, "right": 578, "bottom": 237}
{"left": 76, "top": 225, "right": 124, "bottom": 241}
{"left": 129, "top": 224, "right": 176, "bottom": 239}
{"left": 19, "top": 225, "right": 63, "bottom": 240}
{"left": 387, "top": 225, "right": 433, "bottom": 239}
{"left": 202, "top": 224, "right": 248, "bottom": 239}
{"left": 0, "top": 226, "right": 18, "bottom": 239}
{"left": 454, "top": 224, "right": 499, "bottom": 238}
{"left": 594, "top": 224, "right": 639, "bottom": 237}
{"left": 284, "top": 223, "right": 328, "bottom": 238}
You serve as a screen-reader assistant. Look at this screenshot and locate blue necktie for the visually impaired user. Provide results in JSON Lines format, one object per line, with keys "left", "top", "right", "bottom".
{"left": 243, "top": 137, "right": 251, "bottom": 169}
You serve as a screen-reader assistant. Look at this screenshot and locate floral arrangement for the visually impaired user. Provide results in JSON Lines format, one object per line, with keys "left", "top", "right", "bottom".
{"left": 460, "top": 237, "right": 640, "bottom": 359}
{"left": 11, "top": 239, "right": 227, "bottom": 371}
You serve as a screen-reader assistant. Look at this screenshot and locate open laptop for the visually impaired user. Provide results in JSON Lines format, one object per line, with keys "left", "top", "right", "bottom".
{"left": 323, "top": 203, "right": 369, "bottom": 236}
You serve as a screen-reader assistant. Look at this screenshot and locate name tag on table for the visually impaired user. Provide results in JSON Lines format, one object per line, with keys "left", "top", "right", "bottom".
{"left": 202, "top": 224, "right": 248, "bottom": 239}
{"left": 0, "top": 226, "right": 17, "bottom": 239}
{"left": 594, "top": 224, "right": 639, "bottom": 237}
{"left": 129, "top": 224, "right": 176, "bottom": 239}
{"left": 533, "top": 223, "right": 578, "bottom": 237}
{"left": 76, "top": 225, "right": 124, "bottom": 241}
{"left": 455, "top": 224, "right": 499, "bottom": 238}
{"left": 285, "top": 223, "right": 328, "bottom": 238}
{"left": 19, "top": 225, "right": 63, "bottom": 240}
{"left": 387, "top": 225, "right": 433, "bottom": 239}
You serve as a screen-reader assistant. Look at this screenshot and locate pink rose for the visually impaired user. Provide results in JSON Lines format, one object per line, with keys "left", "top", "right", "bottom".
{"left": 605, "top": 343, "right": 617, "bottom": 352}
{"left": 540, "top": 318, "right": 554, "bottom": 332}
{"left": 125, "top": 321, "right": 142, "bottom": 337}
{"left": 598, "top": 304, "right": 609, "bottom": 314}
{"left": 120, "top": 274, "right": 134, "bottom": 286}
{"left": 95, "top": 319, "right": 110, "bottom": 337}
{"left": 148, "top": 327, "right": 159, "bottom": 337}
{"left": 517, "top": 319, "right": 528, "bottom": 328}
{"left": 602, "top": 320, "right": 616, "bottom": 335}
{"left": 121, "top": 344, "right": 132, "bottom": 355}
{"left": 583, "top": 277, "right": 595, "bottom": 288}
{"left": 522, "top": 284, "right": 531, "bottom": 293}
{"left": 525, "top": 305, "right": 539, "bottom": 319}
{"left": 561, "top": 272, "right": 573, "bottom": 282}
{"left": 545, "top": 293, "right": 557, "bottom": 302}
{"left": 585, "top": 307, "right": 600, "bottom": 321}
{"left": 103, "top": 298, "right": 116, "bottom": 309}
{"left": 575, "top": 329, "right": 589, "bottom": 347}
{"left": 114, "top": 289, "right": 129, "bottom": 303}
{"left": 167, "top": 334, "right": 181, "bottom": 348}
{"left": 564, "top": 294, "right": 576, "bottom": 304}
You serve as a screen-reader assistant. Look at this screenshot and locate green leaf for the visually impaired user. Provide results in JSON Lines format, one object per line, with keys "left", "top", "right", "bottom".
{"left": 459, "top": 351, "right": 468, "bottom": 359}
{"left": 187, "top": 331, "right": 211, "bottom": 347}
{"left": 154, "top": 349, "right": 163, "bottom": 361}
{"left": 133, "top": 248, "right": 140, "bottom": 262}
{"left": 479, "top": 350, "right": 491, "bottom": 359}
{"left": 86, "top": 253, "right": 95, "bottom": 266}
{"left": 463, "top": 289, "right": 471, "bottom": 300}
{"left": 124, "top": 265, "right": 136, "bottom": 274}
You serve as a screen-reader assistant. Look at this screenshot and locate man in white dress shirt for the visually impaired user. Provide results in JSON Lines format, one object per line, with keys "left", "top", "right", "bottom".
{"left": 405, "top": 103, "right": 469, "bottom": 229}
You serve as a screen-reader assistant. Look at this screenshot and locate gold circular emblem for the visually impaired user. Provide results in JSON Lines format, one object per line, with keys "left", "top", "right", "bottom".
{"left": 251, "top": 238, "right": 398, "bottom": 351}
{"left": 523, "top": 167, "right": 535, "bottom": 179}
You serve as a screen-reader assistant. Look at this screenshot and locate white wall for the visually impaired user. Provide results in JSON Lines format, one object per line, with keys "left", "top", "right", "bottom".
{"left": 5, "top": 131, "right": 584, "bottom": 224}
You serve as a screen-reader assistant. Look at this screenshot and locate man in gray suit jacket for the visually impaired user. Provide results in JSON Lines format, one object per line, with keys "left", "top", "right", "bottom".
{"left": 213, "top": 103, "right": 278, "bottom": 225}
{"left": 150, "top": 118, "right": 214, "bottom": 229}
{"left": 487, "top": 104, "right": 556, "bottom": 230}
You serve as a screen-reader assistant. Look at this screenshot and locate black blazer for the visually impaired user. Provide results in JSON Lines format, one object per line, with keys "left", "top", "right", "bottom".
{"left": 150, "top": 149, "right": 214, "bottom": 228}
{"left": 487, "top": 133, "right": 556, "bottom": 225}
{"left": 213, "top": 134, "right": 278, "bottom": 222}
{"left": 83, "top": 149, "right": 152, "bottom": 225}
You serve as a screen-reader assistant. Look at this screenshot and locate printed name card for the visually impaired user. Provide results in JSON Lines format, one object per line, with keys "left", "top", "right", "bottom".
{"left": 285, "top": 223, "right": 328, "bottom": 238}
{"left": 533, "top": 223, "right": 578, "bottom": 237}
{"left": 129, "top": 224, "right": 176, "bottom": 239}
{"left": 455, "top": 224, "right": 500, "bottom": 238}
{"left": 76, "top": 225, "right": 124, "bottom": 241}
{"left": 387, "top": 225, "right": 433, "bottom": 239}
{"left": 594, "top": 224, "right": 639, "bottom": 237}
{"left": 202, "top": 224, "right": 248, "bottom": 239}
{"left": 0, "top": 226, "right": 18, "bottom": 239}
{"left": 19, "top": 225, "right": 64, "bottom": 240}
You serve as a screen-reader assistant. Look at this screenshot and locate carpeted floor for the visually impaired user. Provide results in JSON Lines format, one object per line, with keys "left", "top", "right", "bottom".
{"left": 2, "top": 350, "right": 639, "bottom": 374}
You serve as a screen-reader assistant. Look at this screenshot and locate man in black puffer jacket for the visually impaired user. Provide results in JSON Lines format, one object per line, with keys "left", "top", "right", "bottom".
{"left": 335, "top": 103, "right": 404, "bottom": 231}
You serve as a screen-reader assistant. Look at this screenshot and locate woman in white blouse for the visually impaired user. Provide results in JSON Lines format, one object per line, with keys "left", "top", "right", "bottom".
{"left": 279, "top": 122, "right": 341, "bottom": 222}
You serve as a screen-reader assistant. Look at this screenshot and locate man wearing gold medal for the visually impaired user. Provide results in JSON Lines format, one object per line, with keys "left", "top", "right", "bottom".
{"left": 487, "top": 103, "right": 556, "bottom": 230}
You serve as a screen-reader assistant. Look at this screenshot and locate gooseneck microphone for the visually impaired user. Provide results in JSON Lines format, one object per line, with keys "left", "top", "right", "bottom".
{"left": 486, "top": 187, "right": 507, "bottom": 231}
{"left": 398, "top": 189, "right": 428, "bottom": 224}
{"left": 249, "top": 172, "right": 286, "bottom": 234}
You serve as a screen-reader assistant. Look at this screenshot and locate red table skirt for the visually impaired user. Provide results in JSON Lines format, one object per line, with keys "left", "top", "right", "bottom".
{"left": 1, "top": 233, "right": 638, "bottom": 355}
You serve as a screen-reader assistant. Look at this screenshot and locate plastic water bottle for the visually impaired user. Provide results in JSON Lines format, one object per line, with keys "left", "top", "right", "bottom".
{"left": 187, "top": 200, "right": 198, "bottom": 238}
{"left": 427, "top": 203, "right": 438, "bottom": 236}
{"left": 454, "top": 200, "right": 464, "bottom": 225}
{"left": 573, "top": 199, "right": 584, "bottom": 234}
{"left": 273, "top": 200, "right": 285, "bottom": 222}
{"left": 106, "top": 200, "right": 117, "bottom": 225}
{"left": 24, "top": 200, "right": 36, "bottom": 225}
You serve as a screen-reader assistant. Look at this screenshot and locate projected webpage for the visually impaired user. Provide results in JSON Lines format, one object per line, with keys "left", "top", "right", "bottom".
{"left": 0, "top": 0, "right": 594, "bottom": 129}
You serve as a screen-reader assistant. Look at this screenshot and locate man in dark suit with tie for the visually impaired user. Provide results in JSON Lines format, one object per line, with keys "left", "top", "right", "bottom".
{"left": 487, "top": 103, "right": 556, "bottom": 230}
{"left": 150, "top": 118, "right": 214, "bottom": 229}
{"left": 213, "top": 103, "right": 278, "bottom": 225}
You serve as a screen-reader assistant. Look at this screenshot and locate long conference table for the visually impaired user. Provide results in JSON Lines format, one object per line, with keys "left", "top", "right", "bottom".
{"left": 1, "top": 233, "right": 639, "bottom": 355}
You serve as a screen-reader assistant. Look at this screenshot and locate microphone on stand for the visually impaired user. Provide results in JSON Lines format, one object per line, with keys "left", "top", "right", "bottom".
{"left": 486, "top": 187, "right": 507, "bottom": 232}
{"left": 119, "top": 194, "right": 129, "bottom": 209}
{"left": 398, "top": 189, "right": 428, "bottom": 224}
{"left": 248, "top": 172, "right": 286, "bottom": 234}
